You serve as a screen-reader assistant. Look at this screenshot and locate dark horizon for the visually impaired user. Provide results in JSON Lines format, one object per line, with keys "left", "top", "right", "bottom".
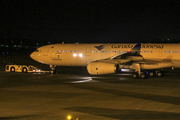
{"left": 1, "top": 1, "right": 180, "bottom": 43}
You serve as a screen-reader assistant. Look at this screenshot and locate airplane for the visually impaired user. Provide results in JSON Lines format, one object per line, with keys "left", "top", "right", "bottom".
{"left": 30, "top": 43, "right": 179, "bottom": 79}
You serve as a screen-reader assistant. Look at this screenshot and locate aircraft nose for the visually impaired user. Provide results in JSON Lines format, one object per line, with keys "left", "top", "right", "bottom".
{"left": 30, "top": 52, "right": 35, "bottom": 60}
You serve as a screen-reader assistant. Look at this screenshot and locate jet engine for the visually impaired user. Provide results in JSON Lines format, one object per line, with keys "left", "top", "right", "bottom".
{"left": 87, "top": 62, "right": 117, "bottom": 75}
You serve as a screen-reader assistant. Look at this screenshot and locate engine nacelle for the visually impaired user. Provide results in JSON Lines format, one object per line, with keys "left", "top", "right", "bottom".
{"left": 87, "top": 62, "right": 117, "bottom": 75}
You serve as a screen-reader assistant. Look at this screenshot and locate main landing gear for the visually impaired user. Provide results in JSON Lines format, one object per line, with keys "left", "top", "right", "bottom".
{"left": 131, "top": 63, "right": 165, "bottom": 79}
{"left": 132, "top": 72, "right": 148, "bottom": 79}
{"left": 132, "top": 70, "right": 164, "bottom": 79}
{"left": 50, "top": 65, "right": 56, "bottom": 74}
{"left": 155, "top": 70, "right": 164, "bottom": 77}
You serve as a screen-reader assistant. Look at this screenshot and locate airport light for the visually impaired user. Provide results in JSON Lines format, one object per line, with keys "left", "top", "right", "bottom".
{"left": 67, "top": 115, "right": 72, "bottom": 120}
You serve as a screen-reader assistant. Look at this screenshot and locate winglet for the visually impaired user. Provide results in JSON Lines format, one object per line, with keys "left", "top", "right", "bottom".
{"left": 131, "top": 43, "right": 141, "bottom": 51}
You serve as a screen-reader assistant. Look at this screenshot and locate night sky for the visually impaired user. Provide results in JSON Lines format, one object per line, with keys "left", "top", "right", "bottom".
{"left": 1, "top": 0, "right": 180, "bottom": 43}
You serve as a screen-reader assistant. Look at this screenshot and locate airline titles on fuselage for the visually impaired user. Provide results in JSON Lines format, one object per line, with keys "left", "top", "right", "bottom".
{"left": 111, "top": 44, "right": 164, "bottom": 49}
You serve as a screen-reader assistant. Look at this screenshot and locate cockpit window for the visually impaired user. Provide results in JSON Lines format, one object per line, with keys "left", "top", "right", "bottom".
{"left": 35, "top": 49, "right": 39, "bottom": 52}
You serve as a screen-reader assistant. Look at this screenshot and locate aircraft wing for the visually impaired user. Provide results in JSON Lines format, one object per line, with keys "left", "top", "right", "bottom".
{"left": 87, "top": 43, "right": 173, "bottom": 75}
{"left": 96, "top": 43, "right": 144, "bottom": 64}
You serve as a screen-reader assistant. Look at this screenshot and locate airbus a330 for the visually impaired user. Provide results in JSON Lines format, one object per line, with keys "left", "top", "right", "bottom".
{"left": 30, "top": 43, "right": 178, "bottom": 78}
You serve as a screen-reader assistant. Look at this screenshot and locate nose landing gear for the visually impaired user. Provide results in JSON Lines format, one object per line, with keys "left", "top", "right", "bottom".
{"left": 50, "top": 65, "right": 56, "bottom": 74}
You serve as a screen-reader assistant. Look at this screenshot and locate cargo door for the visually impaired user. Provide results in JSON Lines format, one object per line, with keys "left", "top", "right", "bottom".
{"left": 43, "top": 48, "right": 49, "bottom": 56}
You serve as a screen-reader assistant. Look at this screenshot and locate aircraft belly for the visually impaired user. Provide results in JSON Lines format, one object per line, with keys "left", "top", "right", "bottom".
{"left": 141, "top": 62, "right": 173, "bottom": 69}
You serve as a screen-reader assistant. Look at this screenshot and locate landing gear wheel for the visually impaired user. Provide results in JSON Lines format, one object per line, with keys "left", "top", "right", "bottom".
{"left": 10, "top": 67, "right": 15, "bottom": 72}
{"left": 156, "top": 71, "right": 164, "bottom": 77}
{"left": 140, "top": 72, "right": 148, "bottom": 79}
{"left": 51, "top": 70, "right": 56, "bottom": 74}
{"left": 22, "top": 67, "right": 27, "bottom": 73}
{"left": 132, "top": 72, "right": 139, "bottom": 79}
{"left": 50, "top": 65, "right": 57, "bottom": 74}
{"left": 149, "top": 71, "right": 155, "bottom": 77}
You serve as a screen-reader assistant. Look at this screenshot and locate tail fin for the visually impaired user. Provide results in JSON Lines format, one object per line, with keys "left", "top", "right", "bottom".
{"left": 131, "top": 43, "right": 141, "bottom": 51}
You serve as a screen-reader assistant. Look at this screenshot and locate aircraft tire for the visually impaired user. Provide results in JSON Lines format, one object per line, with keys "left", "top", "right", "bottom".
{"left": 10, "top": 67, "right": 15, "bottom": 72}
{"left": 132, "top": 72, "right": 139, "bottom": 79}
{"left": 149, "top": 71, "right": 155, "bottom": 77}
{"left": 156, "top": 71, "right": 164, "bottom": 77}
{"left": 140, "top": 72, "right": 148, "bottom": 79}
{"left": 51, "top": 70, "right": 56, "bottom": 74}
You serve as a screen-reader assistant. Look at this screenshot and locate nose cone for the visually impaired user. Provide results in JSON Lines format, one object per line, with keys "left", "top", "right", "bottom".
{"left": 30, "top": 52, "right": 35, "bottom": 60}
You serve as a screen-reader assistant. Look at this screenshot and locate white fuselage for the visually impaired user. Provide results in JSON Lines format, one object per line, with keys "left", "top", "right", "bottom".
{"left": 30, "top": 43, "right": 180, "bottom": 68}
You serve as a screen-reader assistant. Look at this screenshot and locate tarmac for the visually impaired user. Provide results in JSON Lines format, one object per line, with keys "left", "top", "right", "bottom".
{"left": 0, "top": 52, "right": 180, "bottom": 120}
